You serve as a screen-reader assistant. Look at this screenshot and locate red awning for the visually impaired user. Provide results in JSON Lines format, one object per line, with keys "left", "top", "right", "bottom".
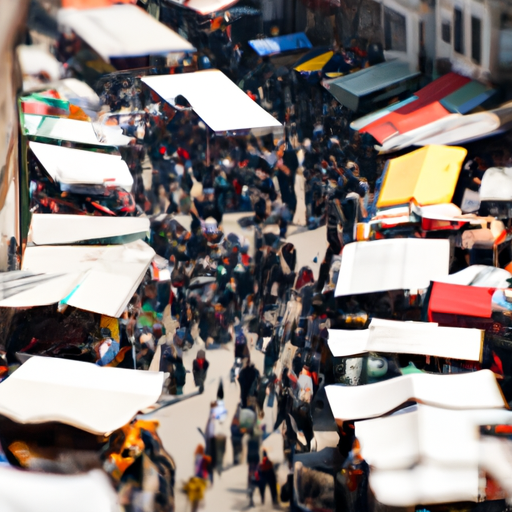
{"left": 361, "top": 72, "right": 471, "bottom": 144}
{"left": 428, "top": 281, "right": 494, "bottom": 320}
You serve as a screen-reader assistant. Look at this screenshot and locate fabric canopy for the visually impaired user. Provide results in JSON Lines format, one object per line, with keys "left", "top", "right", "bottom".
{"left": 360, "top": 72, "right": 471, "bottom": 143}
{"left": 29, "top": 214, "right": 150, "bottom": 245}
{"left": 428, "top": 282, "right": 494, "bottom": 319}
{"left": 335, "top": 238, "right": 450, "bottom": 296}
{"left": 0, "top": 356, "right": 164, "bottom": 434}
{"left": 436, "top": 265, "right": 512, "bottom": 288}
{"left": 249, "top": 32, "right": 312, "bottom": 57}
{"left": 29, "top": 141, "right": 133, "bottom": 192}
{"left": 325, "top": 370, "right": 505, "bottom": 422}
{"left": 58, "top": 4, "right": 196, "bottom": 62}
{"left": 480, "top": 167, "right": 512, "bottom": 201}
{"left": 0, "top": 467, "right": 118, "bottom": 512}
{"left": 328, "top": 318, "right": 483, "bottom": 361}
{"left": 323, "top": 60, "right": 420, "bottom": 112}
{"left": 24, "top": 114, "right": 133, "bottom": 146}
{"left": 294, "top": 49, "right": 334, "bottom": 73}
{"left": 142, "top": 70, "right": 282, "bottom": 133}
{"left": 0, "top": 240, "right": 154, "bottom": 317}
{"left": 376, "top": 145, "right": 467, "bottom": 208}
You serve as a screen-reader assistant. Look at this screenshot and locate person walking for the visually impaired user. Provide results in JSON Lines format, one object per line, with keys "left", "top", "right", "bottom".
{"left": 192, "top": 349, "right": 209, "bottom": 391}
{"left": 256, "top": 450, "right": 279, "bottom": 506}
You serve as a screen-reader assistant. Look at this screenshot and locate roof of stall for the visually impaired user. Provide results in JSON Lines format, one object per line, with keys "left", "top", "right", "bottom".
{"left": 142, "top": 69, "right": 282, "bottom": 133}
{"left": 0, "top": 240, "right": 154, "bottom": 317}
{"left": 58, "top": 4, "right": 196, "bottom": 62}
{"left": 376, "top": 145, "right": 467, "bottom": 208}
{"left": 29, "top": 141, "right": 133, "bottom": 192}
{"left": 29, "top": 214, "right": 150, "bottom": 246}
{"left": 248, "top": 32, "right": 312, "bottom": 57}
{"left": 0, "top": 356, "right": 164, "bottom": 435}
{"left": 334, "top": 238, "right": 450, "bottom": 296}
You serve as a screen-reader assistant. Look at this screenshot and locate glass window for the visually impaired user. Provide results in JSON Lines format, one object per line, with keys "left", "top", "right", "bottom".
{"left": 384, "top": 7, "right": 407, "bottom": 52}
{"left": 471, "top": 16, "right": 482, "bottom": 63}
{"left": 442, "top": 20, "right": 451, "bottom": 43}
{"left": 454, "top": 7, "right": 464, "bottom": 54}
{"left": 499, "top": 11, "right": 512, "bottom": 68}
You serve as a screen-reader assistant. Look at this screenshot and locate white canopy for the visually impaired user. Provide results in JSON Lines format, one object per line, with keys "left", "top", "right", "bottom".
{"left": 164, "top": 0, "right": 238, "bottom": 14}
{"left": 324, "top": 370, "right": 505, "bottom": 421}
{"left": 0, "top": 356, "right": 164, "bottom": 435}
{"left": 0, "top": 240, "right": 155, "bottom": 317}
{"left": 479, "top": 166, "right": 512, "bottom": 201}
{"left": 58, "top": 4, "right": 195, "bottom": 62}
{"left": 0, "top": 467, "right": 118, "bottom": 512}
{"left": 142, "top": 70, "right": 282, "bottom": 133}
{"left": 368, "top": 464, "right": 479, "bottom": 506}
{"left": 435, "top": 264, "right": 512, "bottom": 288}
{"left": 29, "top": 214, "right": 150, "bottom": 245}
{"left": 18, "top": 44, "right": 62, "bottom": 82}
{"left": 24, "top": 114, "right": 133, "bottom": 146}
{"left": 328, "top": 318, "right": 483, "bottom": 361}
{"left": 335, "top": 238, "right": 450, "bottom": 296}
{"left": 356, "top": 404, "right": 512, "bottom": 471}
{"left": 29, "top": 141, "right": 133, "bottom": 192}
{"left": 356, "top": 405, "right": 512, "bottom": 506}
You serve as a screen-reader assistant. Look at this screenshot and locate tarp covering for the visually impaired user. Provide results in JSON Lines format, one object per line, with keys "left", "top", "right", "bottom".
{"left": 328, "top": 318, "right": 483, "bottom": 361}
{"left": 0, "top": 467, "right": 119, "bottom": 512}
{"left": 435, "top": 265, "right": 512, "bottom": 288}
{"left": 479, "top": 167, "right": 512, "bottom": 201}
{"left": 294, "top": 49, "right": 334, "bottom": 73}
{"left": 323, "top": 60, "right": 420, "bottom": 112}
{"left": 428, "top": 282, "right": 494, "bottom": 319}
{"left": 335, "top": 238, "right": 450, "bottom": 296}
{"left": 248, "top": 32, "right": 312, "bottom": 57}
{"left": 29, "top": 141, "right": 134, "bottom": 192}
{"left": 0, "top": 356, "right": 164, "bottom": 434}
{"left": 360, "top": 72, "right": 471, "bottom": 143}
{"left": 142, "top": 70, "right": 282, "bottom": 133}
{"left": 58, "top": 4, "right": 196, "bottom": 62}
{"left": 23, "top": 114, "right": 133, "bottom": 146}
{"left": 0, "top": 240, "right": 155, "bottom": 317}
{"left": 29, "top": 214, "right": 150, "bottom": 245}
{"left": 325, "top": 370, "right": 505, "bottom": 421}
{"left": 376, "top": 145, "right": 467, "bottom": 208}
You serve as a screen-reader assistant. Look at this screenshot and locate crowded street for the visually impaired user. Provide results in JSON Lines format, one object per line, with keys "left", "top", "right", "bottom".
{"left": 3, "top": 0, "right": 512, "bottom": 511}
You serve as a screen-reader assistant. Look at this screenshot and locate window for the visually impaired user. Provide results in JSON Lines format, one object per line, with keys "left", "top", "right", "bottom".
{"left": 499, "top": 11, "right": 512, "bottom": 68}
{"left": 442, "top": 21, "right": 451, "bottom": 43}
{"left": 384, "top": 7, "right": 407, "bottom": 52}
{"left": 454, "top": 7, "right": 464, "bottom": 54}
{"left": 471, "top": 16, "right": 482, "bottom": 63}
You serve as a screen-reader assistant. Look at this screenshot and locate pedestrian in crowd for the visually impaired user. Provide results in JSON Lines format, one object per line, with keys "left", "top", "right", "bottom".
{"left": 238, "top": 358, "right": 260, "bottom": 408}
{"left": 255, "top": 450, "right": 278, "bottom": 506}
{"left": 192, "top": 349, "right": 209, "bottom": 391}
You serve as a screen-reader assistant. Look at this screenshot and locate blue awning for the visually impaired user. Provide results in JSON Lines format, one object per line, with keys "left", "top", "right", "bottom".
{"left": 248, "top": 32, "right": 312, "bottom": 57}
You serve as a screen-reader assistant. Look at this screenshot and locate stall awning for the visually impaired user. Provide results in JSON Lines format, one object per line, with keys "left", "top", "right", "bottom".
{"left": 0, "top": 240, "right": 155, "bottom": 317}
{"left": 356, "top": 405, "right": 512, "bottom": 506}
{"left": 248, "top": 32, "right": 312, "bottom": 57}
{"left": 142, "top": 69, "right": 282, "bottom": 133}
{"left": 440, "top": 80, "right": 496, "bottom": 114}
{"left": 58, "top": 4, "right": 196, "bottom": 62}
{"left": 376, "top": 145, "right": 467, "bottom": 208}
{"left": 380, "top": 101, "right": 512, "bottom": 151}
{"left": 360, "top": 72, "right": 471, "bottom": 143}
{"left": 24, "top": 114, "right": 133, "bottom": 146}
{"left": 29, "top": 141, "right": 133, "bottom": 192}
{"left": 0, "top": 356, "right": 164, "bottom": 435}
{"left": 325, "top": 370, "right": 505, "bottom": 422}
{"left": 328, "top": 318, "right": 483, "bottom": 361}
{"left": 29, "top": 214, "right": 150, "bottom": 245}
{"left": 322, "top": 60, "right": 420, "bottom": 112}
{"left": 163, "top": 0, "right": 239, "bottom": 15}
{"left": 429, "top": 282, "right": 494, "bottom": 319}
{"left": 435, "top": 265, "right": 512, "bottom": 288}
{"left": 0, "top": 467, "right": 118, "bottom": 512}
{"left": 335, "top": 238, "right": 450, "bottom": 296}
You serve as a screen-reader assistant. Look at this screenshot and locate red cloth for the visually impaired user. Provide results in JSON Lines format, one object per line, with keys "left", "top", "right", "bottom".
{"left": 428, "top": 282, "right": 494, "bottom": 320}
{"left": 361, "top": 72, "right": 471, "bottom": 143}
